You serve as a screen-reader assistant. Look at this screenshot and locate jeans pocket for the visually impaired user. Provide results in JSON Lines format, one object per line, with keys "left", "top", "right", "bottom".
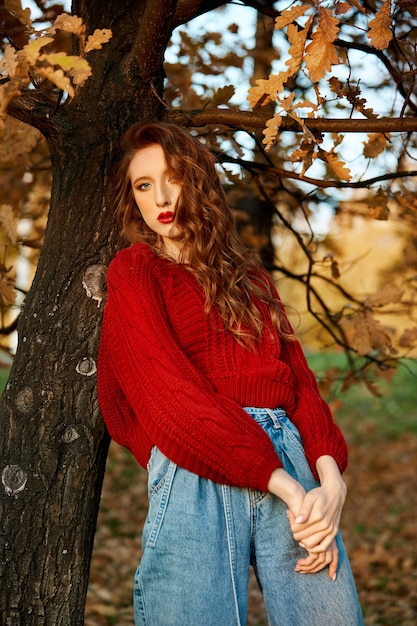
{"left": 145, "top": 447, "right": 177, "bottom": 548}
{"left": 147, "top": 446, "right": 175, "bottom": 497}
{"left": 281, "top": 417, "right": 305, "bottom": 453}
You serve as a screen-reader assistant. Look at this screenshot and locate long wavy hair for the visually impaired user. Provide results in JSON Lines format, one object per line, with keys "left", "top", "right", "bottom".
{"left": 112, "top": 121, "right": 292, "bottom": 346}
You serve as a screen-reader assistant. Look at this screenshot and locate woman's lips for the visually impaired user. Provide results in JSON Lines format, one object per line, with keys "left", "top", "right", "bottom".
{"left": 157, "top": 211, "right": 174, "bottom": 224}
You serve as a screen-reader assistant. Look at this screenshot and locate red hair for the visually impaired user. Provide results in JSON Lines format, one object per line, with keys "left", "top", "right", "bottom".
{"left": 112, "top": 121, "right": 292, "bottom": 345}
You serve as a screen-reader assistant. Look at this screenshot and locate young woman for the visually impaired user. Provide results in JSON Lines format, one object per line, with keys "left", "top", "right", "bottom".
{"left": 98, "top": 121, "right": 364, "bottom": 626}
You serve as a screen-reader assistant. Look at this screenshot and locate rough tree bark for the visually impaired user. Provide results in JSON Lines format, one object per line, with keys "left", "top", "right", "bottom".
{"left": 0, "top": 0, "right": 192, "bottom": 622}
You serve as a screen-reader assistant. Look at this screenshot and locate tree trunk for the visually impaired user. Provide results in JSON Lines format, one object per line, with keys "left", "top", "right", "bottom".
{"left": 249, "top": 8, "right": 276, "bottom": 267}
{"left": 0, "top": 0, "right": 174, "bottom": 622}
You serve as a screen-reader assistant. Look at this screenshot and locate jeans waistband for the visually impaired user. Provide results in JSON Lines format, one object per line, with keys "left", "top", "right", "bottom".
{"left": 243, "top": 406, "right": 287, "bottom": 427}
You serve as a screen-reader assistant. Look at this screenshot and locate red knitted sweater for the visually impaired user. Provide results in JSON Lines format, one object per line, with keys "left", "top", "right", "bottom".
{"left": 98, "top": 243, "right": 347, "bottom": 492}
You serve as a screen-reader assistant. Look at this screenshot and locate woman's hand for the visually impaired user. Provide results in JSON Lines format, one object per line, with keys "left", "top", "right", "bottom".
{"left": 290, "top": 534, "right": 339, "bottom": 580}
{"left": 267, "top": 457, "right": 346, "bottom": 579}
{"left": 267, "top": 467, "right": 306, "bottom": 517}
{"left": 269, "top": 456, "right": 346, "bottom": 578}
{"left": 287, "top": 456, "right": 347, "bottom": 555}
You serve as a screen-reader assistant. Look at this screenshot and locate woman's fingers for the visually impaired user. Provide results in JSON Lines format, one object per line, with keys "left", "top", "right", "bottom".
{"left": 288, "top": 510, "right": 338, "bottom": 551}
{"left": 296, "top": 526, "right": 338, "bottom": 552}
{"left": 294, "top": 540, "right": 339, "bottom": 578}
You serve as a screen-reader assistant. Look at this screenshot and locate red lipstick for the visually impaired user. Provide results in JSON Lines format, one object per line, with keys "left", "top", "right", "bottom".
{"left": 157, "top": 211, "right": 174, "bottom": 224}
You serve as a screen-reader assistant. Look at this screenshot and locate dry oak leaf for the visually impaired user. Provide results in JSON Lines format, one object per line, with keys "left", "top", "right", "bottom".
{"left": 328, "top": 76, "right": 345, "bottom": 97}
{"left": 262, "top": 113, "right": 282, "bottom": 151}
{"left": 37, "top": 67, "right": 74, "bottom": 98}
{"left": 321, "top": 150, "right": 351, "bottom": 180}
{"left": 52, "top": 13, "right": 86, "bottom": 36}
{"left": 363, "top": 132, "right": 390, "bottom": 158}
{"left": 322, "top": 252, "right": 341, "bottom": 279}
{"left": 0, "top": 79, "right": 22, "bottom": 127}
{"left": 285, "top": 20, "right": 312, "bottom": 77}
{"left": 0, "top": 204, "right": 18, "bottom": 245}
{"left": 41, "top": 53, "right": 92, "bottom": 86}
{"left": 278, "top": 92, "right": 295, "bottom": 112}
{"left": 367, "top": 0, "right": 393, "bottom": 50}
{"left": 346, "top": 0, "right": 367, "bottom": 13}
{"left": 365, "top": 284, "right": 403, "bottom": 308}
{"left": 248, "top": 73, "right": 286, "bottom": 108}
{"left": 0, "top": 45, "right": 19, "bottom": 78}
{"left": 248, "top": 80, "right": 273, "bottom": 108}
{"left": 340, "top": 369, "right": 357, "bottom": 393}
{"left": 363, "top": 377, "right": 383, "bottom": 398}
{"left": 334, "top": 1, "right": 352, "bottom": 15}
{"left": 22, "top": 37, "right": 54, "bottom": 65}
{"left": 248, "top": 18, "right": 311, "bottom": 108}
{"left": 399, "top": 327, "right": 417, "bottom": 348}
{"left": 0, "top": 119, "right": 39, "bottom": 159}
{"left": 331, "top": 258, "right": 340, "bottom": 279}
{"left": 319, "top": 7, "right": 340, "bottom": 42}
{"left": 275, "top": 4, "right": 311, "bottom": 30}
{"left": 343, "top": 314, "right": 372, "bottom": 356}
{"left": 368, "top": 318, "right": 395, "bottom": 356}
{"left": 85, "top": 29, "right": 113, "bottom": 54}
{"left": 287, "top": 110, "right": 316, "bottom": 143}
{"left": 328, "top": 77, "right": 376, "bottom": 118}
{"left": 290, "top": 109, "right": 317, "bottom": 143}
{"left": 394, "top": 191, "right": 417, "bottom": 211}
{"left": 290, "top": 142, "right": 315, "bottom": 175}
{"left": 368, "top": 187, "right": 390, "bottom": 220}
{"left": 345, "top": 311, "right": 393, "bottom": 357}
{"left": 305, "top": 28, "right": 339, "bottom": 82}
{"left": 0, "top": 277, "right": 17, "bottom": 304}
{"left": 211, "top": 84, "right": 235, "bottom": 106}
{"left": 293, "top": 99, "right": 319, "bottom": 112}
{"left": 4, "top": 0, "right": 32, "bottom": 28}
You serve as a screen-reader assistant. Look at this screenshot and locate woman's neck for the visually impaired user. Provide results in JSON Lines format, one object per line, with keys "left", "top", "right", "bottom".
{"left": 156, "top": 238, "right": 188, "bottom": 264}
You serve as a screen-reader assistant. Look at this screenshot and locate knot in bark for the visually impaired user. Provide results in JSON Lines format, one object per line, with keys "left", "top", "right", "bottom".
{"left": 2, "top": 465, "right": 28, "bottom": 496}
{"left": 76, "top": 357, "right": 97, "bottom": 377}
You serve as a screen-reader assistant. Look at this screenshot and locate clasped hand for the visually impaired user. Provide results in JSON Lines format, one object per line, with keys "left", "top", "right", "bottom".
{"left": 267, "top": 458, "right": 347, "bottom": 580}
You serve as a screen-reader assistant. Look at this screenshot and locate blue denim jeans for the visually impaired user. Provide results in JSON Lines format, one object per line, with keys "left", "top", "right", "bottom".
{"left": 134, "top": 408, "right": 364, "bottom": 625}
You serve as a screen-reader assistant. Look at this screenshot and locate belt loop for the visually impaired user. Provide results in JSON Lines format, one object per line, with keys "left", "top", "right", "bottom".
{"left": 265, "top": 408, "right": 282, "bottom": 430}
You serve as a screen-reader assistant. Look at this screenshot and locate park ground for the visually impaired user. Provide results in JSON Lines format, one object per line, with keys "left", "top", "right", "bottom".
{"left": 86, "top": 356, "right": 417, "bottom": 625}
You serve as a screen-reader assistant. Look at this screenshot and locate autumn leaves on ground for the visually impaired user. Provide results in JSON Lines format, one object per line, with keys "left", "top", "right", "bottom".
{"left": 86, "top": 365, "right": 417, "bottom": 626}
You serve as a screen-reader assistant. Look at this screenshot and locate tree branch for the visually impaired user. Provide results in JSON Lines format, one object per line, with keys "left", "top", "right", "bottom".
{"left": 238, "top": 0, "right": 278, "bottom": 18}
{"left": 167, "top": 108, "right": 417, "bottom": 133}
{"left": 172, "top": 0, "right": 229, "bottom": 27}
{"left": 133, "top": 0, "right": 179, "bottom": 81}
{"left": 215, "top": 151, "right": 417, "bottom": 189}
{"left": 6, "top": 91, "right": 61, "bottom": 136}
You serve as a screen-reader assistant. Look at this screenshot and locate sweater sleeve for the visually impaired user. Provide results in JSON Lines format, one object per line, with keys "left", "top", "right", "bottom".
{"left": 270, "top": 288, "right": 348, "bottom": 477}
{"left": 98, "top": 246, "right": 282, "bottom": 491}
{"left": 280, "top": 336, "right": 348, "bottom": 475}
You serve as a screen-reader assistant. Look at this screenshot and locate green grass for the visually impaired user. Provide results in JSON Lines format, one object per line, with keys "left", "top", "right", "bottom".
{"left": 307, "top": 352, "right": 417, "bottom": 440}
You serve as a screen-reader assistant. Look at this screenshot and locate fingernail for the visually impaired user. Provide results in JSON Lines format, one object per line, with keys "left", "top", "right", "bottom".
{"left": 332, "top": 573, "right": 337, "bottom": 582}
{"left": 295, "top": 515, "right": 304, "bottom": 523}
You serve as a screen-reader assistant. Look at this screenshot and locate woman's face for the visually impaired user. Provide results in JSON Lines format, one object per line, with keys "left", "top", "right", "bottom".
{"left": 129, "top": 144, "right": 182, "bottom": 256}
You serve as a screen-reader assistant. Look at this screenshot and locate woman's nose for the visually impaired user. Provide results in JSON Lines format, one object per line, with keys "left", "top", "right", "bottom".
{"left": 155, "top": 183, "right": 172, "bottom": 207}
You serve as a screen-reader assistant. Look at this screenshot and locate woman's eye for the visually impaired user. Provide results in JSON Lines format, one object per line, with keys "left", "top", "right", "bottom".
{"left": 137, "top": 182, "right": 151, "bottom": 190}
